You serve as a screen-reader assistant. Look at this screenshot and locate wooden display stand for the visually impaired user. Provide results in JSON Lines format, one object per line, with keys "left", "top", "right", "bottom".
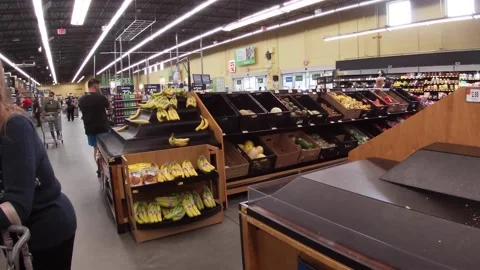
{"left": 349, "top": 87, "right": 480, "bottom": 162}
{"left": 123, "top": 144, "right": 224, "bottom": 243}
{"left": 240, "top": 87, "right": 480, "bottom": 270}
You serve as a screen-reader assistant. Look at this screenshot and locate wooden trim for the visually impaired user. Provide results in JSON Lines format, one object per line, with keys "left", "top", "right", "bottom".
{"left": 245, "top": 215, "right": 351, "bottom": 270}
{"left": 349, "top": 87, "right": 480, "bottom": 162}
{"left": 240, "top": 212, "right": 259, "bottom": 270}
{"left": 226, "top": 159, "right": 347, "bottom": 195}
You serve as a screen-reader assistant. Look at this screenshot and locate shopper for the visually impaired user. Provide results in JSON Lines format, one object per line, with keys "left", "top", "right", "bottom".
{"left": 42, "top": 91, "right": 62, "bottom": 141}
{"left": 21, "top": 96, "right": 32, "bottom": 111}
{"left": 78, "top": 79, "right": 110, "bottom": 176}
{"left": 66, "top": 94, "right": 75, "bottom": 122}
{"left": 33, "top": 96, "right": 41, "bottom": 127}
{"left": 0, "top": 60, "right": 77, "bottom": 269}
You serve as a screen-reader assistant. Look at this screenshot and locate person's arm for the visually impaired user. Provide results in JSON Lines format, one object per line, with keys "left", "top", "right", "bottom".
{"left": 103, "top": 96, "right": 110, "bottom": 110}
{"left": 0, "top": 116, "right": 37, "bottom": 229}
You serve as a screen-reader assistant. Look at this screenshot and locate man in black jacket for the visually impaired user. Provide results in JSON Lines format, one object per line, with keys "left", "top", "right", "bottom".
{"left": 65, "top": 94, "right": 75, "bottom": 121}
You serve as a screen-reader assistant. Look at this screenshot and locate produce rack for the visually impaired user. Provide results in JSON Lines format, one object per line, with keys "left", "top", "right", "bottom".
{"left": 198, "top": 88, "right": 419, "bottom": 196}
{"left": 239, "top": 87, "right": 480, "bottom": 270}
{"left": 96, "top": 92, "right": 226, "bottom": 238}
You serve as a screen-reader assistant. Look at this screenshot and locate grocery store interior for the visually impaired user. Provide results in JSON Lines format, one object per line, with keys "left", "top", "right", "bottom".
{"left": 1, "top": 0, "right": 480, "bottom": 269}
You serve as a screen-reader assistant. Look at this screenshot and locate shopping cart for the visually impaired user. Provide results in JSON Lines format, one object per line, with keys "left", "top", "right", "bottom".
{"left": 40, "top": 114, "right": 63, "bottom": 149}
{"left": 1, "top": 225, "right": 32, "bottom": 270}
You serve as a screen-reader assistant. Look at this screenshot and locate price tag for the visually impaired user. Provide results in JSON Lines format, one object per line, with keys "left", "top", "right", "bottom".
{"left": 297, "top": 125, "right": 303, "bottom": 128}
{"left": 338, "top": 120, "right": 343, "bottom": 123}
{"left": 242, "top": 130, "right": 248, "bottom": 134}
{"left": 288, "top": 89, "right": 293, "bottom": 93}
{"left": 310, "top": 123, "right": 315, "bottom": 126}
{"left": 351, "top": 119, "right": 355, "bottom": 121}
{"left": 308, "top": 90, "right": 313, "bottom": 93}
{"left": 132, "top": 190, "right": 139, "bottom": 194}
{"left": 466, "top": 89, "right": 480, "bottom": 103}
{"left": 177, "top": 182, "right": 184, "bottom": 186}
{"left": 330, "top": 121, "right": 335, "bottom": 124}
{"left": 274, "top": 90, "right": 280, "bottom": 94}
{"left": 222, "top": 133, "right": 226, "bottom": 136}
{"left": 364, "top": 117, "right": 369, "bottom": 120}
{"left": 271, "top": 127, "right": 277, "bottom": 130}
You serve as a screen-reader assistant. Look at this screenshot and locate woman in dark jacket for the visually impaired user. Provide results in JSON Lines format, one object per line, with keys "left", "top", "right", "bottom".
{"left": 0, "top": 61, "right": 77, "bottom": 269}
{"left": 33, "top": 96, "right": 41, "bottom": 127}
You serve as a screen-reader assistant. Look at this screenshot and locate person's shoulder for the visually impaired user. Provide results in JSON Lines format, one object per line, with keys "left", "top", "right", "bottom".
{"left": 5, "top": 114, "right": 34, "bottom": 134}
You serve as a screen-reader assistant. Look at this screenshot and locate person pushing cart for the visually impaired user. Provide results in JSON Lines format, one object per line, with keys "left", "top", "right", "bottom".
{"left": 42, "top": 92, "right": 63, "bottom": 144}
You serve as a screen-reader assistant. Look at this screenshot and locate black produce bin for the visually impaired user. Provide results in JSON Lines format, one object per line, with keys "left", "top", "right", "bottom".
{"left": 292, "top": 95, "right": 329, "bottom": 124}
{"left": 328, "top": 127, "right": 359, "bottom": 157}
{"left": 343, "top": 92, "right": 374, "bottom": 118}
{"left": 198, "top": 93, "right": 240, "bottom": 134}
{"left": 313, "top": 96, "right": 344, "bottom": 122}
{"left": 391, "top": 88, "right": 419, "bottom": 111}
{"left": 224, "top": 93, "right": 269, "bottom": 132}
{"left": 250, "top": 91, "right": 292, "bottom": 128}
{"left": 275, "top": 94, "right": 308, "bottom": 126}
{"left": 228, "top": 138, "right": 277, "bottom": 175}
{"left": 356, "top": 91, "right": 388, "bottom": 117}
{"left": 307, "top": 132, "right": 340, "bottom": 161}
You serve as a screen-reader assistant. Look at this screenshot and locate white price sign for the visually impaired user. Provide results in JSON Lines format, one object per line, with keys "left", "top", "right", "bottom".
{"left": 466, "top": 89, "right": 480, "bottom": 103}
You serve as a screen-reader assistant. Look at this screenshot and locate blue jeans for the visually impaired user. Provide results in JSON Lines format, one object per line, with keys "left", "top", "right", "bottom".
{"left": 87, "top": 132, "right": 109, "bottom": 147}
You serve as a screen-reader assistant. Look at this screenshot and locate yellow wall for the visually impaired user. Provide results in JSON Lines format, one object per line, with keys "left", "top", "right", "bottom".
{"left": 38, "top": 83, "right": 86, "bottom": 97}
{"left": 136, "top": 0, "right": 480, "bottom": 90}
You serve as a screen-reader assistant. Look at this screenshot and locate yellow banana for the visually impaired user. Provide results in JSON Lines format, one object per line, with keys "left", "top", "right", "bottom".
{"left": 195, "top": 118, "right": 205, "bottom": 131}
{"left": 116, "top": 125, "right": 128, "bottom": 132}
{"left": 128, "top": 119, "right": 150, "bottom": 125}
{"left": 128, "top": 109, "right": 141, "bottom": 120}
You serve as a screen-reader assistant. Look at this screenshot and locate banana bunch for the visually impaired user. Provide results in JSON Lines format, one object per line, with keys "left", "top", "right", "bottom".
{"left": 159, "top": 163, "right": 175, "bottom": 181}
{"left": 169, "top": 96, "right": 178, "bottom": 109}
{"left": 127, "top": 119, "right": 150, "bottom": 125}
{"left": 155, "top": 96, "right": 170, "bottom": 110}
{"left": 164, "top": 205, "right": 186, "bottom": 221}
{"left": 192, "top": 191, "right": 204, "bottom": 211}
{"left": 155, "top": 195, "right": 180, "bottom": 208}
{"left": 134, "top": 202, "right": 149, "bottom": 224}
{"left": 140, "top": 99, "right": 156, "bottom": 109}
{"left": 182, "top": 160, "right": 198, "bottom": 178}
{"left": 146, "top": 202, "right": 163, "bottom": 223}
{"left": 169, "top": 133, "right": 190, "bottom": 147}
{"left": 161, "top": 207, "right": 171, "bottom": 217}
{"left": 116, "top": 125, "right": 128, "bottom": 132}
{"left": 186, "top": 95, "right": 197, "bottom": 108}
{"left": 182, "top": 193, "right": 201, "bottom": 218}
{"left": 195, "top": 116, "right": 209, "bottom": 131}
{"left": 169, "top": 162, "right": 185, "bottom": 178}
{"left": 197, "top": 156, "right": 216, "bottom": 173}
{"left": 202, "top": 186, "right": 216, "bottom": 208}
{"left": 167, "top": 107, "right": 180, "bottom": 121}
{"left": 162, "top": 88, "right": 175, "bottom": 98}
{"left": 128, "top": 109, "right": 141, "bottom": 121}
{"left": 176, "top": 89, "right": 188, "bottom": 98}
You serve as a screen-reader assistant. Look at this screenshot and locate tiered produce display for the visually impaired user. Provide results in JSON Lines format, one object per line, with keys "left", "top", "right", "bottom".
{"left": 198, "top": 89, "right": 419, "bottom": 195}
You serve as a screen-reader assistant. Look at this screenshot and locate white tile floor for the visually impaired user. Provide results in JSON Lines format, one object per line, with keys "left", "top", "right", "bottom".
{"left": 45, "top": 116, "right": 245, "bottom": 270}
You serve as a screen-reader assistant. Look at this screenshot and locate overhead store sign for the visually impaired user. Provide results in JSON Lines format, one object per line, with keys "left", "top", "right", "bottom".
{"left": 228, "top": 60, "right": 236, "bottom": 73}
{"left": 466, "top": 89, "right": 480, "bottom": 103}
{"left": 117, "top": 85, "right": 134, "bottom": 93}
{"left": 234, "top": 46, "right": 255, "bottom": 66}
{"left": 145, "top": 84, "right": 161, "bottom": 93}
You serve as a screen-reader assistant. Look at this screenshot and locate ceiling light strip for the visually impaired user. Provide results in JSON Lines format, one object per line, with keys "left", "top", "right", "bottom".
{"left": 325, "top": 15, "right": 476, "bottom": 41}
{"left": 119, "top": 0, "right": 385, "bottom": 73}
{"left": 96, "top": 0, "right": 219, "bottom": 76}
{"left": 33, "top": 0, "right": 57, "bottom": 84}
{"left": 77, "top": 75, "right": 85, "bottom": 83}
{"left": 71, "top": 0, "right": 134, "bottom": 83}
{"left": 0, "top": 53, "right": 41, "bottom": 85}
{"left": 71, "top": 0, "right": 92, "bottom": 25}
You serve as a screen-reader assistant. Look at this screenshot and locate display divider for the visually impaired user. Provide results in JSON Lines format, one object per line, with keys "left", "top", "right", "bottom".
{"left": 349, "top": 87, "right": 480, "bottom": 162}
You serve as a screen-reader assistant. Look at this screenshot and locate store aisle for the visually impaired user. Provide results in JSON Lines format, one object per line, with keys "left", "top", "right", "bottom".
{"left": 45, "top": 117, "right": 243, "bottom": 270}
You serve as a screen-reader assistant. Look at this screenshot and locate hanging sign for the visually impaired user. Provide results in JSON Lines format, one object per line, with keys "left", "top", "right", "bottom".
{"left": 228, "top": 60, "right": 236, "bottom": 73}
{"left": 117, "top": 85, "right": 134, "bottom": 93}
{"left": 145, "top": 84, "right": 161, "bottom": 93}
{"left": 466, "top": 89, "right": 480, "bottom": 103}
{"left": 101, "top": 87, "right": 111, "bottom": 95}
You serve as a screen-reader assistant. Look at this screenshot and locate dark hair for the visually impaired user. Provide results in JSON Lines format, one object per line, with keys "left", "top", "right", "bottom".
{"left": 49, "top": 91, "right": 55, "bottom": 96}
{"left": 88, "top": 79, "right": 100, "bottom": 88}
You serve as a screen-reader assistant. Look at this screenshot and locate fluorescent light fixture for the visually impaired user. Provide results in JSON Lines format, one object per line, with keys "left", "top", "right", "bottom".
{"left": 117, "top": 27, "right": 223, "bottom": 74}
{"left": 326, "top": 15, "right": 476, "bottom": 41}
{"left": 324, "top": 28, "right": 386, "bottom": 41}
{"left": 97, "top": 0, "right": 219, "bottom": 76}
{"left": 71, "top": 0, "right": 133, "bottom": 83}
{"left": 223, "top": 8, "right": 284, "bottom": 31}
{"left": 77, "top": 75, "right": 85, "bottom": 83}
{"left": 336, "top": 4, "right": 359, "bottom": 12}
{"left": 133, "top": 69, "right": 140, "bottom": 74}
{"left": 0, "top": 52, "right": 41, "bottom": 85}
{"left": 33, "top": 0, "right": 57, "bottom": 84}
{"left": 71, "top": 0, "right": 92, "bottom": 25}
{"left": 281, "top": 0, "right": 325, "bottom": 12}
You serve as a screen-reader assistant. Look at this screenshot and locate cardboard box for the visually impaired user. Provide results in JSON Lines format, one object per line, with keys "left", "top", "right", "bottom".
{"left": 284, "top": 131, "right": 321, "bottom": 163}
{"left": 322, "top": 92, "right": 362, "bottom": 119}
{"left": 260, "top": 133, "right": 300, "bottom": 168}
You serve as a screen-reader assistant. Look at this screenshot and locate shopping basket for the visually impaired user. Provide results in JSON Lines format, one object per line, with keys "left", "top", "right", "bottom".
{"left": 1, "top": 225, "right": 32, "bottom": 270}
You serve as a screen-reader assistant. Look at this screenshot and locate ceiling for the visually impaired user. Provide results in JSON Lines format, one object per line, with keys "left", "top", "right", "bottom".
{"left": 0, "top": 0, "right": 353, "bottom": 85}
